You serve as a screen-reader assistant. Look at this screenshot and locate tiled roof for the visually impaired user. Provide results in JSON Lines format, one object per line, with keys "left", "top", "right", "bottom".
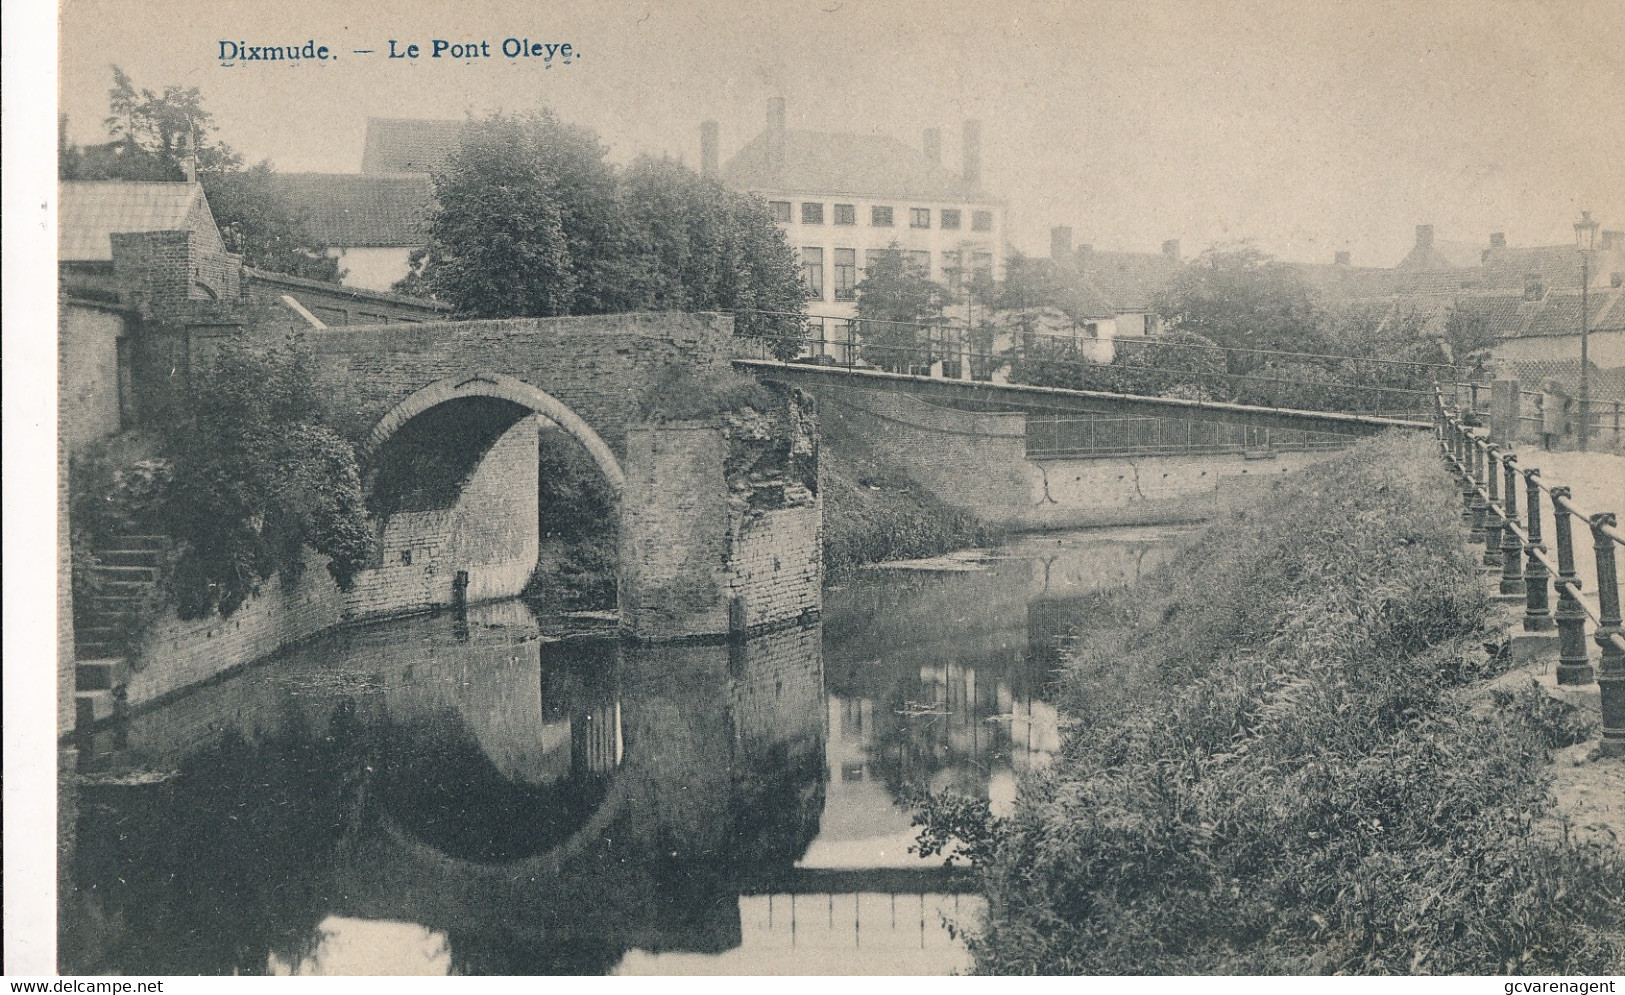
{"left": 1073, "top": 251, "right": 1179, "bottom": 312}
{"left": 721, "top": 129, "right": 995, "bottom": 203}
{"left": 360, "top": 117, "right": 467, "bottom": 175}
{"left": 271, "top": 173, "right": 434, "bottom": 247}
{"left": 1395, "top": 238, "right": 1485, "bottom": 271}
{"left": 59, "top": 181, "right": 222, "bottom": 261}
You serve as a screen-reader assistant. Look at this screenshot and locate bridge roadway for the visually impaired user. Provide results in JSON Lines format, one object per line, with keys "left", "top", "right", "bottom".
{"left": 735, "top": 358, "right": 1433, "bottom": 438}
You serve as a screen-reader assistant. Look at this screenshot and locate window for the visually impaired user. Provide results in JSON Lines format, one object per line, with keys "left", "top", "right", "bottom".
{"left": 834, "top": 248, "right": 857, "bottom": 301}
{"left": 910, "top": 208, "right": 931, "bottom": 229}
{"left": 972, "top": 209, "right": 993, "bottom": 232}
{"left": 768, "top": 200, "right": 791, "bottom": 223}
{"left": 941, "top": 251, "right": 964, "bottom": 294}
{"left": 941, "top": 208, "right": 962, "bottom": 230}
{"left": 801, "top": 202, "right": 825, "bottom": 225}
{"left": 904, "top": 250, "right": 930, "bottom": 277}
{"left": 834, "top": 204, "right": 856, "bottom": 225}
{"left": 801, "top": 246, "right": 825, "bottom": 299}
{"left": 871, "top": 205, "right": 894, "bottom": 227}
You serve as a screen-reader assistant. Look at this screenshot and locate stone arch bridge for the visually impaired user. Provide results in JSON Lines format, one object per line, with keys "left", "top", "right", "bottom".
{"left": 306, "top": 312, "right": 822, "bottom": 642}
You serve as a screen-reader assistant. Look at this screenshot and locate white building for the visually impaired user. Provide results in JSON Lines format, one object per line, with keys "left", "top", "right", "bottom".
{"left": 712, "top": 100, "right": 1008, "bottom": 353}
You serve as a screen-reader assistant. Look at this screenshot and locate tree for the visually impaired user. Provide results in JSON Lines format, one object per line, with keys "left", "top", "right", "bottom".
{"left": 1152, "top": 243, "right": 1324, "bottom": 362}
{"left": 854, "top": 246, "right": 950, "bottom": 371}
{"left": 62, "top": 67, "right": 340, "bottom": 282}
{"left": 403, "top": 115, "right": 807, "bottom": 357}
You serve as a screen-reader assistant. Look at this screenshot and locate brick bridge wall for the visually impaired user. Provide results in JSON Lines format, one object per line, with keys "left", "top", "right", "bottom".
{"left": 309, "top": 312, "right": 737, "bottom": 452}
{"left": 811, "top": 383, "right": 1338, "bottom": 528}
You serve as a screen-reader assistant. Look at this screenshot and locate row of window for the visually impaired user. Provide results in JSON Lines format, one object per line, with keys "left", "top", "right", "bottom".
{"left": 770, "top": 200, "right": 993, "bottom": 232}
{"left": 800, "top": 247, "right": 993, "bottom": 301}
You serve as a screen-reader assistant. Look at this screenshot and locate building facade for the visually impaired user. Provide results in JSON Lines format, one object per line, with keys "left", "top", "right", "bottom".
{"left": 712, "top": 100, "right": 1007, "bottom": 353}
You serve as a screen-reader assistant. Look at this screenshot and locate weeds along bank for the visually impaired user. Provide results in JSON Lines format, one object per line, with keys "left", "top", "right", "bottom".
{"left": 942, "top": 431, "right": 1625, "bottom": 975}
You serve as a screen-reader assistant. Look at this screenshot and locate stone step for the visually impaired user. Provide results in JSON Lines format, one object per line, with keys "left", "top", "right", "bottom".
{"left": 76, "top": 624, "right": 120, "bottom": 642}
{"left": 90, "top": 564, "right": 160, "bottom": 582}
{"left": 75, "top": 689, "right": 117, "bottom": 728}
{"left": 92, "top": 579, "right": 158, "bottom": 598}
{"left": 95, "top": 549, "right": 165, "bottom": 567}
{"left": 76, "top": 640, "right": 121, "bottom": 658}
{"left": 76, "top": 659, "right": 126, "bottom": 692}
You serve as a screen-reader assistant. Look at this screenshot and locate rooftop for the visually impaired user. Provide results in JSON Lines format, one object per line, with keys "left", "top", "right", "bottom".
{"left": 270, "top": 173, "right": 435, "bottom": 247}
{"left": 59, "top": 180, "right": 222, "bottom": 262}
{"left": 1072, "top": 250, "right": 1180, "bottom": 312}
{"left": 360, "top": 117, "right": 467, "bottom": 175}
{"left": 721, "top": 129, "right": 996, "bottom": 204}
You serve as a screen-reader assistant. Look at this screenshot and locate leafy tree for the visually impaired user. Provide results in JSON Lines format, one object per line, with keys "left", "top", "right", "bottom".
{"left": 854, "top": 246, "right": 950, "bottom": 371}
{"left": 1152, "top": 243, "right": 1324, "bottom": 362}
{"left": 403, "top": 114, "right": 807, "bottom": 357}
{"left": 62, "top": 67, "right": 340, "bottom": 282}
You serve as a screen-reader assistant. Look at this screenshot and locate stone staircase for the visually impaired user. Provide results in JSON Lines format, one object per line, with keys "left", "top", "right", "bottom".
{"left": 74, "top": 535, "right": 168, "bottom": 725}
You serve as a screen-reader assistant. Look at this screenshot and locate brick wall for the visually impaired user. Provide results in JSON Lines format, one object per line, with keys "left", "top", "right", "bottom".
{"left": 109, "top": 230, "right": 241, "bottom": 313}
{"left": 123, "top": 416, "right": 541, "bottom": 710}
{"left": 309, "top": 312, "right": 736, "bottom": 451}
{"left": 813, "top": 383, "right": 1340, "bottom": 528}
{"left": 244, "top": 269, "right": 451, "bottom": 327}
{"left": 621, "top": 420, "right": 824, "bottom": 640}
{"left": 59, "top": 304, "right": 127, "bottom": 455}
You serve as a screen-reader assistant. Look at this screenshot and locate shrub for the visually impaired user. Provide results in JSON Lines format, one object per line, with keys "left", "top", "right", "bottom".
{"left": 925, "top": 431, "right": 1625, "bottom": 975}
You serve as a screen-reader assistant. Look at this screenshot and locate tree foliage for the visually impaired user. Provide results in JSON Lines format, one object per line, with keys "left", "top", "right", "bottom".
{"left": 61, "top": 67, "right": 340, "bottom": 282}
{"left": 854, "top": 245, "right": 950, "bottom": 370}
{"left": 1152, "top": 243, "right": 1323, "bottom": 361}
{"left": 400, "top": 112, "right": 807, "bottom": 357}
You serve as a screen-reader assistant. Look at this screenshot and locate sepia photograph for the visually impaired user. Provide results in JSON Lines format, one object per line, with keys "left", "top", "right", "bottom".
{"left": 6, "top": 0, "right": 1625, "bottom": 980}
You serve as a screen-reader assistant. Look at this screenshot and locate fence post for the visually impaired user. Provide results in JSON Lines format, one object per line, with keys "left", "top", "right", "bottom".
{"left": 1499, "top": 453, "right": 1524, "bottom": 595}
{"left": 1551, "top": 488, "right": 1593, "bottom": 686}
{"left": 1468, "top": 438, "right": 1489, "bottom": 543}
{"left": 1523, "top": 470, "right": 1554, "bottom": 632}
{"left": 1590, "top": 513, "right": 1624, "bottom": 757}
{"left": 1483, "top": 443, "right": 1504, "bottom": 568}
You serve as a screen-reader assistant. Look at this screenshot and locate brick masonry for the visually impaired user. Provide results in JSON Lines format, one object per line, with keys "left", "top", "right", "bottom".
{"left": 811, "top": 383, "right": 1339, "bottom": 528}
{"left": 123, "top": 416, "right": 542, "bottom": 710}
{"left": 309, "top": 312, "right": 737, "bottom": 451}
{"left": 620, "top": 421, "right": 823, "bottom": 641}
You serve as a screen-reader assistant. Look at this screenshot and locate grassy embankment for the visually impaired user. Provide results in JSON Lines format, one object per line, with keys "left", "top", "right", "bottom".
{"left": 944, "top": 431, "right": 1625, "bottom": 975}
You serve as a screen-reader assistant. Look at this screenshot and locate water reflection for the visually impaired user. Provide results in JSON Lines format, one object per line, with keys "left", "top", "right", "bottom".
{"left": 61, "top": 527, "right": 1186, "bottom": 976}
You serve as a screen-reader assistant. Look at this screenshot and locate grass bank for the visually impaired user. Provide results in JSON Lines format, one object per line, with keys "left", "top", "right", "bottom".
{"left": 820, "top": 424, "right": 997, "bottom": 580}
{"left": 933, "top": 431, "right": 1625, "bottom": 975}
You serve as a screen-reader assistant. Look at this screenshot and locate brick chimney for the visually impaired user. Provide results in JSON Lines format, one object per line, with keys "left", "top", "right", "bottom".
{"left": 1162, "top": 239, "right": 1181, "bottom": 262}
{"left": 1334, "top": 251, "right": 1350, "bottom": 266}
{"left": 700, "top": 120, "right": 719, "bottom": 177}
{"left": 1051, "top": 226, "right": 1073, "bottom": 262}
{"left": 1077, "top": 243, "right": 1094, "bottom": 266}
{"left": 962, "top": 120, "right": 981, "bottom": 186}
{"left": 923, "top": 128, "right": 941, "bottom": 164}
{"left": 1490, "top": 231, "right": 1506, "bottom": 248}
{"left": 1415, "top": 224, "right": 1435, "bottom": 250}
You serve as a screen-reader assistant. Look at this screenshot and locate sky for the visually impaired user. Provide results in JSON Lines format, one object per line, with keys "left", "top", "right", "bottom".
{"left": 55, "top": 0, "right": 1625, "bottom": 267}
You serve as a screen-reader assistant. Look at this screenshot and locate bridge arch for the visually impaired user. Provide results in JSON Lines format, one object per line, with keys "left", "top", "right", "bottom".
{"left": 361, "top": 372, "right": 625, "bottom": 495}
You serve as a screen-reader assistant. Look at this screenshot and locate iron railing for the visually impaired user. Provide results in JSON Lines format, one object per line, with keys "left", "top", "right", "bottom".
{"left": 1024, "top": 413, "right": 1353, "bottom": 459}
{"left": 1435, "top": 388, "right": 1624, "bottom": 757}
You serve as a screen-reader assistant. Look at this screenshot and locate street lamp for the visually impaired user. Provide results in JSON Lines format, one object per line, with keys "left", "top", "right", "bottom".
{"left": 1575, "top": 210, "right": 1600, "bottom": 450}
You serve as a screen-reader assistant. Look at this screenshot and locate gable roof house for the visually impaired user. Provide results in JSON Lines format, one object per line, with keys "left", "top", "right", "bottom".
{"left": 711, "top": 100, "right": 1009, "bottom": 346}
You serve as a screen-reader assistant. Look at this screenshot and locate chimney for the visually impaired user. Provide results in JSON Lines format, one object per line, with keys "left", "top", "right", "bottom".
{"left": 1051, "top": 226, "right": 1074, "bottom": 262}
{"left": 179, "top": 131, "right": 198, "bottom": 184}
{"left": 1490, "top": 231, "right": 1506, "bottom": 248}
{"left": 700, "top": 120, "right": 719, "bottom": 177}
{"left": 1415, "top": 224, "right": 1435, "bottom": 250}
{"left": 1602, "top": 230, "right": 1623, "bottom": 251}
{"left": 962, "top": 120, "right": 981, "bottom": 186}
{"left": 1162, "top": 239, "right": 1181, "bottom": 262}
{"left": 1523, "top": 273, "right": 1544, "bottom": 301}
{"left": 1334, "top": 251, "right": 1351, "bottom": 266}
{"left": 923, "top": 127, "right": 941, "bottom": 164}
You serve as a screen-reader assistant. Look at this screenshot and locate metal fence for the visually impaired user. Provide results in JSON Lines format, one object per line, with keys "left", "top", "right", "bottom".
{"left": 1435, "top": 388, "right": 1624, "bottom": 757}
{"left": 1025, "top": 413, "right": 1355, "bottom": 459}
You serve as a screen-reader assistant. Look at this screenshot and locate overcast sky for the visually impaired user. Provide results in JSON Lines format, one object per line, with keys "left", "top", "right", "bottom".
{"left": 57, "top": 0, "right": 1625, "bottom": 267}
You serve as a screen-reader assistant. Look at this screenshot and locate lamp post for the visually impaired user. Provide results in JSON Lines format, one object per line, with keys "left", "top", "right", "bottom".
{"left": 1575, "top": 210, "right": 1599, "bottom": 451}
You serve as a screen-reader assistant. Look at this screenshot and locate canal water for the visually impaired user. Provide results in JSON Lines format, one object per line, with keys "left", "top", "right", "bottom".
{"left": 59, "top": 526, "right": 1188, "bottom": 976}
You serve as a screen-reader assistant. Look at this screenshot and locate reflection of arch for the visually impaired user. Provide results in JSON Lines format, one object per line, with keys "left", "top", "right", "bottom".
{"left": 362, "top": 373, "right": 624, "bottom": 495}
